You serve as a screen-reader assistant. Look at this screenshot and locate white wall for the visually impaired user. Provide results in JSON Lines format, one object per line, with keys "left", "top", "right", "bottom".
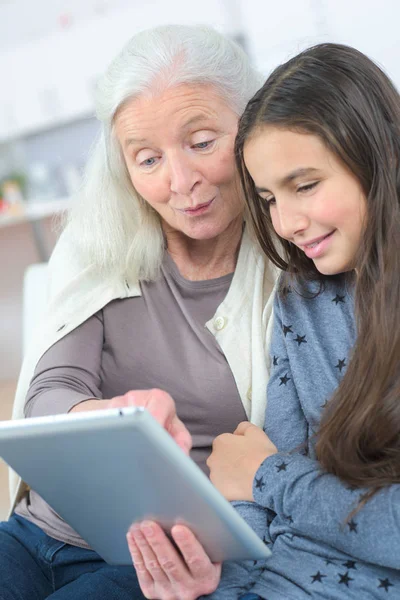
{"left": 0, "top": 218, "right": 57, "bottom": 380}
{"left": 0, "top": 0, "right": 233, "bottom": 140}
{"left": 0, "top": 0, "right": 399, "bottom": 381}
{"left": 243, "top": 0, "right": 400, "bottom": 86}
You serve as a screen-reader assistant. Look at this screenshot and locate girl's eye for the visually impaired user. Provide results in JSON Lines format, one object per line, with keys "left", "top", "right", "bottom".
{"left": 298, "top": 181, "right": 319, "bottom": 193}
{"left": 261, "top": 195, "right": 276, "bottom": 207}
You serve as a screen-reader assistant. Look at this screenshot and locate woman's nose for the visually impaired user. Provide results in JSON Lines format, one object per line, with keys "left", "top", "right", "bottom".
{"left": 168, "top": 155, "right": 201, "bottom": 196}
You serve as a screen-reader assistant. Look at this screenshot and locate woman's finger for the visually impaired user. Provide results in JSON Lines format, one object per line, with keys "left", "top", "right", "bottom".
{"left": 122, "top": 389, "right": 193, "bottom": 453}
{"left": 126, "top": 530, "right": 157, "bottom": 595}
{"left": 168, "top": 417, "right": 193, "bottom": 455}
{"left": 139, "top": 521, "right": 191, "bottom": 584}
{"left": 144, "top": 390, "right": 191, "bottom": 446}
{"left": 171, "top": 525, "right": 222, "bottom": 580}
{"left": 129, "top": 524, "right": 170, "bottom": 587}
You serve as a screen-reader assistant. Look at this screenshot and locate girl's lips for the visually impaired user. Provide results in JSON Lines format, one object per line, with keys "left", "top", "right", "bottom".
{"left": 301, "top": 231, "right": 335, "bottom": 259}
{"left": 180, "top": 197, "right": 215, "bottom": 216}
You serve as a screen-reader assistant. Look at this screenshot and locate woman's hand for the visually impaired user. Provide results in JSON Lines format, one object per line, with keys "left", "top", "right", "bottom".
{"left": 70, "top": 389, "right": 192, "bottom": 455}
{"left": 207, "top": 422, "right": 278, "bottom": 501}
{"left": 127, "top": 521, "right": 221, "bottom": 600}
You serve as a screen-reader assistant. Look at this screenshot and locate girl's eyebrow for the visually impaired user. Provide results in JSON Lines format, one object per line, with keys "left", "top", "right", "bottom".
{"left": 255, "top": 167, "right": 320, "bottom": 194}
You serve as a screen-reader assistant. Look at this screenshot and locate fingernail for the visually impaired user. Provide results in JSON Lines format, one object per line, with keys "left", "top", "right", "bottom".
{"left": 172, "top": 526, "right": 185, "bottom": 541}
{"left": 129, "top": 523, "right": 140, "bottom": 535}
{"left": 141, "top": 522, "right": 154, "bottom": 536}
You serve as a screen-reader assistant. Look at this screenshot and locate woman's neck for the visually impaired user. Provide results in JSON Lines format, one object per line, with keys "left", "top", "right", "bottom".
{"left": 165, "top": 217, "right": 243, "bottom": 281}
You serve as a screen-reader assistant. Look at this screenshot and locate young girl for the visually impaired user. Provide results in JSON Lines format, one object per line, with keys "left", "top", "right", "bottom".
{"left": 127, "top": 43, "right": 400, "bottom": 600}
{"left": 205, "top": 41, "right": 400, "bottom": 600}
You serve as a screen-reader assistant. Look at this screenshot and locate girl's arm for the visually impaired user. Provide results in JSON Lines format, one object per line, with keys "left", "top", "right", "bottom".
{"left": 253, "top": 451, "right": 400, "bottom": 569}
{"left": 253, "top": 296, "right": 400, "bottom": 570}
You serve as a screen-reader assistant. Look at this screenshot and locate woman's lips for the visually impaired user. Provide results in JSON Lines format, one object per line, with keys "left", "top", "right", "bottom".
{"left": 179, "top": 197, "right": 215, "bottom": 216}
{"left": 301, "top": 231, "right": 335, "bottom": 259}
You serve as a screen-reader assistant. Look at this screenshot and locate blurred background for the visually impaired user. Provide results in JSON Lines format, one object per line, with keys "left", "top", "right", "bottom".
{"left": 0, "top": 0, "right": 399, "bottom": 511}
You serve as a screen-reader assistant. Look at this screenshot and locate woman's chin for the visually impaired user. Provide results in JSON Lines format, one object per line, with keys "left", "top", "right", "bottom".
{"left": 167, "top": 214, "right": 244, "bottom": 243}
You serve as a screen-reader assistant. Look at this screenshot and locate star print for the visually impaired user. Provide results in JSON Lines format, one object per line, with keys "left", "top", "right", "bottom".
{"left": 335, "top": 358, "right": 346, "bottom": 372}
{"left": 276, "top": 461, "right": 288, "bottom": 472}
{"left": 311, "top": 571, "right": 326, "bottom": 583}
{"left": 263, "top": 535, "right": 271, "bottom": 546}
{"left": 294, "top": 334, "right": 307, "bottom": 346}
{"left": 346, "top": 484, "right": 358, "bottom": 492}
{"left": 343, "top": 560, "right": 357, "bottom": 570}
{"left": 332, "top": 294, "right": 345, "bottom": 305}
{"left": 287, "top": 515, "right": 294, "bottom": 524}
{"left": 283, "top": 324, "right": 293, "bottom": 337}
{"left": 282, "top": 285, "right": 292, "bottom": 295}
{"left": 338, "top": 571, "right": 354, "bottom": 587}
{"left": 279, "top": 373, "right": 291, "bottom": 386}
{"left": 348, "top": 519, "right": 358, "bottom": 533}
{"left": 273, "top": 355, "right": 279, "bottom": 366}
{"left": 255, "top": 477, "right": 265, "bottom": 491}
{"left": 378, "top": 578, "right": 394, "bottom": 592}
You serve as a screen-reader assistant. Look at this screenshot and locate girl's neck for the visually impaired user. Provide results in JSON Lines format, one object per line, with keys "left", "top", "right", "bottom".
{"left": 164, "top": 217, "right": 243, "bottom": 281}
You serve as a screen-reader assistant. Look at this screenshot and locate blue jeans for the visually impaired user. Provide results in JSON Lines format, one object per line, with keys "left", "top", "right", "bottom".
{"left": 0, "top": 514, "right": 146, "bottom": 599}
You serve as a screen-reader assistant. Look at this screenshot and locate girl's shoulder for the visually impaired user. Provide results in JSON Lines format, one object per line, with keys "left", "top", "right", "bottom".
{"left": 274, "top": 273, "right": 354, "bottom": 323}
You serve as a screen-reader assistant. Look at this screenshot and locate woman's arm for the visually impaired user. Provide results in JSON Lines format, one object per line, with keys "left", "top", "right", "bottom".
{"left": 24, "top": 313, "right": 191, "bottom": 453}
{"left": 24, "top": 313, "right": 105, "bottom": 417}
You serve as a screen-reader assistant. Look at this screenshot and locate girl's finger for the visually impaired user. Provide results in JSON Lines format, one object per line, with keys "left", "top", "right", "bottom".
{"left": 233, "top": 421, "right": 253, "bottom": 435}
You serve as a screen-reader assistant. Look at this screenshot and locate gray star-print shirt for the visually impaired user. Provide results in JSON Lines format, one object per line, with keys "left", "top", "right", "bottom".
{"left": 213, "top": 276, "right": 400, "bottom": 600}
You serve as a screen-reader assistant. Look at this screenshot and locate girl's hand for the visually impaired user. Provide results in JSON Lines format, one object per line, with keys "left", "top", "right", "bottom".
{"left": 207, "top": 422, "right": 278, "bottom": 501}
{"left": 70, "top": 389, "right": 192, "bottom": 455}
{"left": 127, "top": 521, "right": 221, "bottom": 600}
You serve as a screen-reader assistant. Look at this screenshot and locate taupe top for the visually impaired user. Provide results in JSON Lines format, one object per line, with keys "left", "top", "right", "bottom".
{"left": 16, "top": 252, "right": 246, "bottom": 548}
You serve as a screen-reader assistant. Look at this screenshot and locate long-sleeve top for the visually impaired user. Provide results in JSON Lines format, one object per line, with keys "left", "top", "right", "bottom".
{"left": 15, "top": 253, "right": 248, "bottom": 547}
{"left": 9, "top": 226, "right": 277, "bottom": 513}
{"left": 238, "top": 277, "right": 400, "bottom": 599}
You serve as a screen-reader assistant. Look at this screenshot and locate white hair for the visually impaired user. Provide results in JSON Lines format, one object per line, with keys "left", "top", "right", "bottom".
{"left": 66, "top": 24, "right": 263, "bottom": 281}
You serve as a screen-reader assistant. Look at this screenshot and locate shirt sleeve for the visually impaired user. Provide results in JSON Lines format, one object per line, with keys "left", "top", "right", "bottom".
{"left": 253, "top": 293, "right": 400, "bottom": 570}
{"left": 253, "top": 453, "right": 400, "bottom": 570}
{"left": 24, "top": 312, "right": 104, "bottom": 418}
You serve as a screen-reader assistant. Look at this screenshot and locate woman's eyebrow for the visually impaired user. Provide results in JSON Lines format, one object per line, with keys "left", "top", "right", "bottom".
{"left": 182, "top": 114, "right": 215, "bottom": 130}
{"left": 126, "top": 137, "right": 148, "bottom": 147}
{"left": 124, "top": 115, "right": 215, "bottom": 148}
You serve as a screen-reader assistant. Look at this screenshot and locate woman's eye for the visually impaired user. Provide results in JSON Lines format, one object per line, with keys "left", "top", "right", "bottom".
{"left": 298, "top": 181, "right": 319, "bottom": 193}
{"left": 193, "top": 140, "right": 213, "bottom": 149}
{"left": 140, "top": 157, "right": 157, "bottom": 168}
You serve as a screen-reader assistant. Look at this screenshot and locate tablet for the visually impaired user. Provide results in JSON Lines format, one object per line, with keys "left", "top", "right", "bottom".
{"left": 0, "top": 408, "right": 271, "bottom": 565}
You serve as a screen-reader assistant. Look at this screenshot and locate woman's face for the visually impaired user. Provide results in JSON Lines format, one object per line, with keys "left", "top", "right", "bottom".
{"left": 244, "top": 127, "right": 367, "bottom": 275}
{"left": 115, "top": 84, "right": 243, "bottom": 241}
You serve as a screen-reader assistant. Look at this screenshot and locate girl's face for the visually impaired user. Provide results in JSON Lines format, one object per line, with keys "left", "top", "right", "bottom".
{"left": 243, "top": 127, "right": 367, "bottom": 275}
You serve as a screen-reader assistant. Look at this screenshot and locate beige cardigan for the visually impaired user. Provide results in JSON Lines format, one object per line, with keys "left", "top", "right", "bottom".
{"left": 9, "top": 227, "right": 277, "bottom": 513}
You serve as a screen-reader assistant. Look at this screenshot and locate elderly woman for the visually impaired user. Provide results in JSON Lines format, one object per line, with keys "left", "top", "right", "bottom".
{"left": 0, "top": 24, "right": 276, "bottom": 599}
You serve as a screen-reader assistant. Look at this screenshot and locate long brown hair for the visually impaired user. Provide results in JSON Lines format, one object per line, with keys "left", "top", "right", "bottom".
{"left": 235, "top": 43, "right": 400, "bottom": 494}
